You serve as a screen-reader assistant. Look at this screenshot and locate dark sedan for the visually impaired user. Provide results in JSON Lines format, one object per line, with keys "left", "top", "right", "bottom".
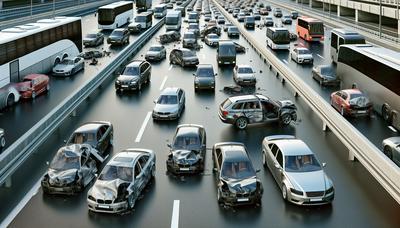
{"left": 312, "top": 65, "right": 340, "bottom": 86}
{"left": 169, "top": 48, "right": 199, "bottom": 67}
{"left": 83, "top": 32, "right": 104, "bottom": 47}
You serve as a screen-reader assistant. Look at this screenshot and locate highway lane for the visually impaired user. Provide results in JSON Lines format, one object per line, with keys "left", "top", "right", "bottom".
{"left": 5, "top": 14, "right": 400, "bottom": 228}
{"left": 219, "top": 1, "right": 400, "bottom": 153}
{"left": 0, "top": 3, "right": 162, "bottom": 151}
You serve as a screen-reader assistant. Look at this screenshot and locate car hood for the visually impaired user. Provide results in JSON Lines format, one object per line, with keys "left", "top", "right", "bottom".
{"left": 183, "top": 56, "right": 198, "bottom": 62}
{"left": 53, "top": 65, "right": 73, "bottom": 71}
{"left": 196, "top": 77, "right": 214, "bottom": 84}
{"left": 299, "top": 54, "right": 313, "bottom": 59}
{"left": 154, "top": 104, "right": 179, "bottom": 113}
{"left": 83, "top": 38, "right": 96, "bottom": 42}
{"left": 109, "top": 35, "right": 122, "bottom": 40}
{"left": 171, "top": 149, "right": 200, "bottom": 165}
{"left": 117, "top": 75, "right": 139, "bottom": 82}
{"left": 91, "top": 179, "right": 128, "bottom": 200}
{"left": 225, "top": 177, "right": 258, "bottom": 193}
{"left": 286, "top": 170, "right": 327, "bottom": 192}
{"left": 146, "top": 51, "right": 161, "bottom": 56}
{"left": 349, "top": 96, "right": 371, "bottom": 107}
{"left": 237, "top": 73, "right": 255, "bottom": 80}
{"left": 48, "top": 168, "right": 78, "bottom": 185}
{"left": 184, "top": 38, "right": 196, "bottom": 43}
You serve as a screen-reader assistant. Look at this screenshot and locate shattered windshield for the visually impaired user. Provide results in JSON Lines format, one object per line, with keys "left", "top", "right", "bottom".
{"left": 173, "top": 134, "right": 200, "bottom": 150}
{"left": 99, "top": 165, "right": 133, "bottom": 182}
{"left": 50, "top": 150, "right": 80, "bottom": 171}
{"left": 221, "top": 160, "right": 255, "bottom": 179}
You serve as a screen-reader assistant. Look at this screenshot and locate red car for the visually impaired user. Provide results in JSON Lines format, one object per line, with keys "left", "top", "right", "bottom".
{"left": 330, "top": 89, "right": 373, "bottom": 116}
{"left": 16, "top": 74, "right": 49, "bottom": 99}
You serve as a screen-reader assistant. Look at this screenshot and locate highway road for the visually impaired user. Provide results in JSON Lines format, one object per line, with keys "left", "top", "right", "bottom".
{"left": 2, "top": 3, "right": 400, "bottom": 227}
{"left": 0, "top": 3, "right": 162, "bottom": 151}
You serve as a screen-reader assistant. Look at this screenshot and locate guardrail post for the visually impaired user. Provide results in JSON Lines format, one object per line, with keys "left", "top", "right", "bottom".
{"left": 348, "top": 149, "right": 355, "bottom": 161}
{"left": 322, "top": 122, "right": 328, "bottom": 131}
{"left": 4, "top": 176, "right": 11, "bottom": 188}
{"left": 71, "top": 109, "right": 77, "bottom": 117}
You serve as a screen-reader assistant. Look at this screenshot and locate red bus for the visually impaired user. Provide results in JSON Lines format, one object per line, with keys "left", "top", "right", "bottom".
{"left": 296, "top": 17, "right": 324, "bottom": 42}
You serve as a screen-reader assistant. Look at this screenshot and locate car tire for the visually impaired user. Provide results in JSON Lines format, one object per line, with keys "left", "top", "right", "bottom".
{"left": 280, "top": 113, "right": 292, "bottom": 125}
{"left": 282, "top": 184, "right": 288, "bottom": 201}
{"left": 217, "top": 189, "right": 223, "bottom": 204}
{"left": 6, "top": 94, "right": 15, "bottom": 107}
{"left": 382, "top": 104, "right": 391, "bottom": 122}
{"left": 262, "top": 153, "right": 267, "bottom": 167}
{"left": 235, "top": 117, "right": 248, "bottom": 129}
{"left": 151, "top": 165, "right": 156, "bottom": 179}
{"left": 384, "top": 146, "right": 393, "bottom": 160}
{"left": 0, "top": 136, "right": 5, "bottom": 148}
{"left": 138, "top": 82, "right": 142, "bottom": 91}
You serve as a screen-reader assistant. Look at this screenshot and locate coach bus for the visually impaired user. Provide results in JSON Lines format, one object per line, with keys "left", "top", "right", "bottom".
{"left": 98, "top": 1, "right": 133, "bottom": 30}
{"left": 330, "top": 29, "right": 365, "bottom": 63}
{"left": 296, "top": 16, "right": 324, "bottom": 42}
{"left": 154, "top": 4, "right": 168, "bottom": 18}
{"left": 266, "top": 27, "right": 290, "bottom": 50}
{"left": 165, "top": 10, "right": 182, "bottom": 31}
{"left": 337, "top": 44, "right": 400, "bottom": 131}
{"left": 0, "top": 16, "right": 82, "bottom": 109}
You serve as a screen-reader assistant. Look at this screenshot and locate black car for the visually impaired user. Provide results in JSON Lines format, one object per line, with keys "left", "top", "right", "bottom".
{"left": 83, "top": 32, "right": 104, "bottom": 47}
{"left": 291, "top": 11, "right": 299, "bottom": 19}
{"left": 212, "top": 142, "right": 263, "bottom": 206}
{"left": 66, "top": 121, "right": 113, "bottom": 157}
{"left": 166, "top": 124, "right": 207, "bottom": 174}
{"left": 244, "top": 16, "right": 255, "bottom": 29}
{"left": 227, "top": 26, "right": 240, "bottom": 38}
{"left": 217, "top": 40, "right": 236, "bottom": 65}
{"left": 273, "top": 8, "right": 283, "bottom": 17}
{"left": 170, "top": 48, "right": 199, "bottom": 67}
{"left": 312, "top": 65, "right": 340, "bottom": 86}
{"left": 115, "top": 60, "right": 151, "bottom": 92}
{"left": 107, "top": 28, "right": 130, "bottom": 45}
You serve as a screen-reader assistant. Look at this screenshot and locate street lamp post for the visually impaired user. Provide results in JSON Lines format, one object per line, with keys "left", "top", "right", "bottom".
{"left": 379, "top": 0, "right": 382, "bottom": 38}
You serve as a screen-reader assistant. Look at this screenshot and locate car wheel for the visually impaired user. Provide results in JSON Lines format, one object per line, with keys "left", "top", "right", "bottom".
{"left": 217, "top": 189, "right": 223, "bottom": 204}
{"left": 262, "top": 153, "right": 267, "bottom": 167}
{"left": 340, "top": 106, "right": 345, "bottom": 116}
{"left": 382, "top": 104, "right": 391, "bottom": 122}
{"left": 235, "top": 117, "right": 248, "bottom": 129}
{"left": 0, "top": 136, "right": 5, "bottom": 148}
{"left": 6, "top": 94, "right": 15, "bottom": 107}
{"left": 282, "top": 184, "right": 288, "bottom": 201}
{"left": 138, "top": 82, "right": 142, "bottom": 91}
{"left": 384, "top": 146, "right": 393, "bottom": 160}
{"left": 280, "top": 113, "right": 292, "bottom": 125}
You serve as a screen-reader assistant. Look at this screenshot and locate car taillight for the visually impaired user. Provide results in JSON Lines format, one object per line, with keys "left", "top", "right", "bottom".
{"left": 222, "top": 110, "right": 228, "bottom": 117}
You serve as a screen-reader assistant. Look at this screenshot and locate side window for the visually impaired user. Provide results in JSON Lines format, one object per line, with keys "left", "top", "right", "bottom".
{"left": 244, "top": 101, "right": 259, "bottom": 110}
{"left": 339, "top": 37, "right": 344, "bottom": 46}
{"left": 99, "top": 126, "right": 107, "bottom": 137}
{"left": 139, "top": 156, "right": 149, "bottom": 169}
{"left": 134, "top": 162, "right": 142, "bottom": 178}
{"left": 276, "top": 150, "right": 283, "bottom": 167}
{"left": 97, "top": 129, "right": 103, "bottom": 141}
{"left": 232, "top": 102, "right": 243, "bottom": 110}
{"left": 216, "top": 148, "right": 222, "bottom": 167}
{"left": 341, "top": 92, "right": 348, "bottom": 100}
{"left": 178, "top": 90, "right": 183, "bottom": 100}
{"left": 140, "top": 64, "right": 146, "bottom": 73}
{"left": 268, "top": 143, "right": 278, "bottom": 156}
{"left": 331, "top": 33, "right": 338, "bottom": 49}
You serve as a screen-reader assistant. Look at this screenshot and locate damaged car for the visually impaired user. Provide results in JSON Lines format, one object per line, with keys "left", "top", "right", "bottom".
{"left": 87, "top": 149, "right": 156, "bottom": 213}
{"left": 166, "top": 124, "right": 207, "bottom": 174}
{"left": 200, "top": 25, "right": 221, "bottom": 40}
{"left": 212, "top": 142, "right": 263, "bottom": 206}
{"left": 41, "top": 144, "right": 101, "bottom": 194}
{"left": 158, "top": 31, "right": 181, "bottom": 44}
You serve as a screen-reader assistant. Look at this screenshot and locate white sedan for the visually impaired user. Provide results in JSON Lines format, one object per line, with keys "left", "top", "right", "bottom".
{"left": 204, "top": 33, "right": 219, "bottom": 47}
{"left": 52, "top": 57, "right": 84, "bottom": 76}
{"left": 290, "top": 47, "right": 313, "bottom": 64}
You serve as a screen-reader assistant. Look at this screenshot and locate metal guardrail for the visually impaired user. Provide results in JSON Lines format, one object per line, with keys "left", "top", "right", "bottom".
{"left": 0, "top": 18, "right": 165, "bottom": 186}
{"left": 212, "top": 0, "right": 400, "bottom": 205}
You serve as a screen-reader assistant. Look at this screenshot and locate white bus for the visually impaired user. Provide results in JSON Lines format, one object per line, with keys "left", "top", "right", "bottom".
{"left": 98, "top": 1, "right": 133, "bottom": 30}
{"left": 330, "top": 29, "right": 365, "bottom": 63}
{"left": 165, "top": 10, "right": 182, "bottom": 31}
{"left": 337, "top": 44, "right": 400, "bottom": 131}
{"left": 154, "top": 4, "right": 168, "bottom": 18}
{"left": 0, "top": 16, "right": 82, "bottom": 109}
{"left": 266, "top": 27, "right": 290, "bottom": 50}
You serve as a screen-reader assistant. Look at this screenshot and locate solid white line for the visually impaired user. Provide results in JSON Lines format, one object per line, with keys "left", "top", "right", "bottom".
{"left": 160, "top": 75, "right": 168, "bottom": 90}
{"left": 388, "top": 126, "right": 398, "bottom": 132}
{"left": 135, "top": 112, "right": 152, "bottom": 143}
{"left": 170, "top": 200, "right": 180, "bottom": 228}
{"left": 1, "top": 176, "right": 42, "bottom": 228}
{"left": 282, "top": 59, "right": 288, "bottom": 64}
{"left": 168, "top": 65, "right": 173, "bottom": 71}
{"left": 317, "top": 54, "right": 324, "bottom": 59}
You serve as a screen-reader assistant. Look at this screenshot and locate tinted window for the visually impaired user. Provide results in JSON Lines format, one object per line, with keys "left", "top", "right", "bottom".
{"left": 276, "top": 151, "right": 283, "bottom": 167}
{"left": 197, "top": 67, "right": 213, "bottom": 77}
{"left": 232, "top": 102, "right": 244, "bottom": 109}
{"left": 123, "top": 66, "right": 139, "bottom": 75}
{"left": 331, "top": 32, "right": 338, "bottom": 49}
{"left": 221, "top": 160, "right": 255, "bottom": 179}
{"left": 309, "top": 22, "right": 324, "bottom": 35}
{"left": 238, "top": 67, "right": 253, "bottom": 73}
{"left": 221, "top": 99, "right": 232, "bottom": 109}
{"left": 285, "top": 155, "right": 321, "bottom": 172}
{"left": 139, "top": 156, "right": 149, "bottom": 168}
{"left": 268, "top": 144, "right": 278, "bottom": 156}
{"left": 99, "top": 165, "right": 133, "bottom": 182}
{"left": 157, "top": 95, "right": 178, "bottom": 104}
{"left": 219, "top": 44, "right": 236, "bottom": 56}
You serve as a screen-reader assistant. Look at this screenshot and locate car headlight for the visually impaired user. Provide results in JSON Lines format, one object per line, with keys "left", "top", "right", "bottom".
{"left": 290, "top": 188, "right": 303, "bottom": 195}
{"left": 325, "top": 186, "right": 334, "bottom": 194}
{"left": 130, "top": 80, "right": 137, "bottom": 84}
{"left": 115, "top": 80, "right": 121, "bottom": 84}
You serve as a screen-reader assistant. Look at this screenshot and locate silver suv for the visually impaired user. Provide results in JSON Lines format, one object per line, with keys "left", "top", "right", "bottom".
{"left": 218, "top": 94, "right": 297, "bottom": 129}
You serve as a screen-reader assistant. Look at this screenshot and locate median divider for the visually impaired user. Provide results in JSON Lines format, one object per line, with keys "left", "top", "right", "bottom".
{"left": 212, "top": 0, "right": 400, "bottom": 204}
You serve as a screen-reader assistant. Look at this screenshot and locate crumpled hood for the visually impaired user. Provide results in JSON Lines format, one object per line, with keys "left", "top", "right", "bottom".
{"left": 226, "top": 177, "right": 257, "bottom": 193}
{"left": 154, "top": 104, "right": 179, "bottom": 113}
{"left": 91, "top": 179, "right": 127, "bottom": 201}
{"left": 48, "top": 168, "right": 78, "bottom": 185}
{"left": 349, "top": 96, "right": 370, "bottom": 107}
{"left": 286, "top": 170, "right": 327, "bottom": 192}
{"left": 172, "top": 149, "right": 200, "bottom": 165}
{"left": 117, "top": 75, "right": 139, "bottom": 82}
{"left": 53, "top": 64, "right": 73, "bottom": 72}
{"left": 15, "top": 81, "right": 31, "bottom": 91}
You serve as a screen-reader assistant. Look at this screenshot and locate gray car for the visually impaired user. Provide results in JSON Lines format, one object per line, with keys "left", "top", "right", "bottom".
{"left": 281, "top": 15, "right": 292, "bottom": 24}
{"left": 205, "top": 33, "right": 219, "bottom": 46}
{"left": 169, "top": 48, "right": 199, "bottom": 67}
{"left": 262, "top": 135, "right": 334, "bottom": 205}
{"left": 312, "top": 65, "right": 340, "bottom": 86}
{"left": 183, "top": 31, "right": 198, "bottom": 48}
{"left": 194, "top": 64, "right": 216, "bottom": 91}
{"left": 188, "top": 23, "right": 200, "bottom": 36}
{"left": 219, "top": 94, "right": 297, "bottom": 129}
{"left": 107, "top": 28, "right": 130, "bottom": 45}
{"left": 382, "top": 137, "right": 400, "bottom": 166}
{"left": 83, "top": 32, "right": 104, "bottom": 47}
{"left": 52, "top": 57, "right": 84, "bottom": 77}
{"left": 0, "top": 128, "right": 5, "bottom": 148}
{"left": 87, "top": 149, "right": 156, "bottom": 213}
{"left": 145, "top": 45, "right": 166, "bottom": 62}
{"left": 152, "top": 87, "right": 185, "bottom": 120}
{"left": 115, "top": 60, "right": 151, "bottom": 92}
{"left": 264, "top": 17, "right": 274, "bottom": 27}
{"left": 233, "top": 64, "right": 256, "bottom": 86}
{"left": 227, "top": 26, "right": 240, "bottom": 38}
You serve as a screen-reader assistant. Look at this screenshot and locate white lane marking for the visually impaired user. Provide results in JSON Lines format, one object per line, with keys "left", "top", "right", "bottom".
{"left": 317, "top": 54, "right": 324, "bottom": 59}
{"left": 1, "top": 176, "right": 42, "bottom": 228}
{"left": 388, "top": 126, "right": 398, "bottom": 132}
{"left": 170, "top": 200, "right": 180, "bottom": 228}
{"left": 135, "top": 112, "right": 152, "bottom": 143}
{"left": 168, "top": 65, "right": 173, "bottom": 71}
{"left": 282, "top": 59, "right": 288, "bottom": 64}
{"left": 160, "top": 75, "right": 168, "bottom": 90}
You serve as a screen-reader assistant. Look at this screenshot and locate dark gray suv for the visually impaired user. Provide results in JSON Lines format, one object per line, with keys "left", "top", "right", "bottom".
{"left": 107, "top": 28, "right": 130, "bottom": 45}
{"left": 218, "top": 94, "right": 297, "bottom": 129}
{"left": 115, "top": 60, "right": 151, "bottom": 92}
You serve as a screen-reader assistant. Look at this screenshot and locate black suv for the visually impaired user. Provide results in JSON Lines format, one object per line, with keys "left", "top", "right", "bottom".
{"left": 115, "top": 60, "right": 151, "bottom": 92}
{"left": 212, "top": 142, "right": 263, "bottom": 206}
{"left": 107, "top": 28, "right": 130, "bottom": 45}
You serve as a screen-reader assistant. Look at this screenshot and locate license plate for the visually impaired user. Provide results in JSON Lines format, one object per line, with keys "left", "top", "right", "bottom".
{"left": 310, "top": 198, "right": 322, "bottom": 202}
{"left": 237, "top": 198, "right": 249, "bottom": 202}
{"left": 98, "top": 204, "right": 110, "bottom": 209}
{"left": 224, "top": 62, "right": 230, "bottom": 64}
{"left": 180, "top": 168, "right": 190, "bottom": 171}
{"left": 53, "top": 188, "right": 63, "bottom": 191}
{"left": 121, "top": 85, "right": 128, "bottom": 88}
{"left": 358, "top": 110, "right": 367, "bottom": 114}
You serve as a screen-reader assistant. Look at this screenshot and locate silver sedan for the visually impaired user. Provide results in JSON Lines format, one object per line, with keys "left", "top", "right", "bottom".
{"left": 382, "top": 137, "right": 400, "bottom": 166}
{"left": 262, "top": 135, "right": 334, "bottom": 205}
{"left": 52, "top": 57, "right": 84, "bottom": 77}
{"left": 152, "top": 87, "right": 185, "bottom": 120}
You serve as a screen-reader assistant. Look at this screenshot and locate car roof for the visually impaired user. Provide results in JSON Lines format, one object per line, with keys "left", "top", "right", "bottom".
{"left": 113, "top": 28, "right": 126, "bottom": 31}
{"left": 176, "top": 125, "right": 201, "bottom": 137}
{"left": 126, "top": 60, "right": 144, "bottom": 67}
{"left": 161, "top": 87, "right": 180, "bottom": 95}
{"left": 228, "top": 94, "right": 257, "bottom": 102}
{"left": 274, "top": 139, "right": 314, "bottom": 156}
{"left": 340, "top": 89, "right": 362, "bottom": 94}
{"left": 108, "top": 151, "right": 141, "bottom": 167}
{"left": 237, "top": 64, "right": 252, "bottom": 68}
{"left": 74, "top": 123, "right": 103, "bottom": 133}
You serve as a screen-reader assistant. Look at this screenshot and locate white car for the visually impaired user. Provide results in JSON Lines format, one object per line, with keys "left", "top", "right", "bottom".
{"left": 0, "top": 128, "right": 5, "bottom": 148}
{"left": 152, "top": 87, "right": 185, "bottom": 120}
{"left": 52, "top": 57, "right": 84, "bottom": 76}
{"left": 233, "top": 64, "right": 256, "bottom": 86}
{"left": 204, "top": 33, "right": 219, "bottom": 46}
{"left": 290, "top": 47, "right": 313, "bottom": 64}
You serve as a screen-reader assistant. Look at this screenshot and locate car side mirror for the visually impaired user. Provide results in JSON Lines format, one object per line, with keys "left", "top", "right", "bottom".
{"left": 94, "top": 173, "right": 98, "bottom": 177}
{"left": 214, "top": 73, "right": 218, "bottom": 76}
{"left": 322, "top": 163, "right": 326, "bottom": 167}
{"left": 153, "top": 99, "right": 157, "bottom": 104}
{"left": 63, "top": 140, "right": 67, "bottom": 144}
{"left": 193, "top": 73, "right": 196, "bottom": 76}
{"left": 167, "top": 143, "right": 172, "bottom": 148}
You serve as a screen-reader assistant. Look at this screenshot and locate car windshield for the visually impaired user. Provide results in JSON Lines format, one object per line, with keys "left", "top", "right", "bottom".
{"left": 246, "top": 17, "right": 254, "bottom": 22}
{"left": 98, "top": 165, "right": 133, "bottom": 182}
{"left": 123, "top": 66, "right": 139, "bottom": 75}
{"left": 221, "top": 160, "right": 255, "bottom": 179}
{"left": 219, "top": 44, "right": 236, "bottom": 56}
{"left": 166, "top": 16, "right": 179, "bottom": 24}
{"left": 271, "top": 30, "right": 290, "bottom": 44}
{"left": 155, "top": 7, "right": 164, "bottom": 13}
{"left": 188, "top": 13, "right": 197, "bottom": 19}
{"left": 111, "top": 30, "right": 123, "bottom": 36}
{"left": 182, "top": 50, "right": 196, "bottom": 57}
{"left": 285, "top": 155, "right": 321, "bottom": 172}
{"left": 350, "top": 93, "right": 364, "bottom": 100}
{"left": 157, "top": 95, "right": 178, "bottom": 104}
{"left": 189, "top": 24, "right": 198, "bottom": 29}
{"left": 266, "top": 17, "right": 273, "bottom": 21}
{"left": 69, "top": 132, "right": 96, "bottom": 145}
{"left": 298, "top": 49, "right": 311, "bottom": 54}
{"left": 238, "top": 67, "right": 253, "bottom": 73}
{"left": 135, "top": 15, "right": 147, "bottom": 22}
{"left": 60, "top": 59, "right": 74, "bottom": 65}
{"left": 149, "top": 46, "right": 162, "bottom": 51}
{"left": 50, "top": 150, "right": 80, "bottom": 171}
{"left": 320, "top": 66, "right": 334, "bottom": 76}
{"left": 173, "top": 135, "right": 200, "bottom": 149}
{"left": 184, "top": 33, "right": 196, "bottom": 39}
{"left": 208, "top": 34, "right": 218, "bottom": 39}
{"left": 197, "top": 67, "right": 213, "bottom": 77}
{"left": 229, "top": 27, "right": 238, "bottom": 32}
{"left": 86, "top": 34, "right": 97, "bottom": 38}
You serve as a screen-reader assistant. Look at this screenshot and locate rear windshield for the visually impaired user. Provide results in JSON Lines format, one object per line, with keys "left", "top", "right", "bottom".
{"left": 221, "top": 99, "right": 232, "bottom": 109}
{"left": 238, "top": 67, "right": 253, "bottom": 73}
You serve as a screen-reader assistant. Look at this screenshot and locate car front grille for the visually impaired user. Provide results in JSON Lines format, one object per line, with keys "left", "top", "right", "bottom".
{"left": 97, "top": 199, "right": 113, "bottom": 204}
{"left": 306, "top": 191, "right": 325, "bottom": 197}
{"left": 157, "top": 112, "right": 171, "bottom": 115}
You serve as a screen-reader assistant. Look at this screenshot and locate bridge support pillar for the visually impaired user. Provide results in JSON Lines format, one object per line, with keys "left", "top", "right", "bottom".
{"left": 348, "top": 150, "right": 355, "bottom": 161}
{"left": 0, "top": 1, "right": 3, "bottom": 10}
{"left": 355, "top": 9, "right": 359, "bottom": 22}
{"left": 337, "top": 5, "right": 340, "bottom": 17}
{"left": 398, "top": 19, "right": 400, "bottom": 35}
